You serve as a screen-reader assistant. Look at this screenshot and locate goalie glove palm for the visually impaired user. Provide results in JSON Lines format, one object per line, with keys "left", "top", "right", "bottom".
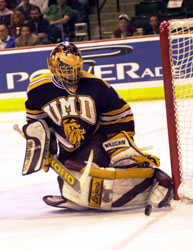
{"left": 102, "top": 131, "right": 160, "bottom": 168}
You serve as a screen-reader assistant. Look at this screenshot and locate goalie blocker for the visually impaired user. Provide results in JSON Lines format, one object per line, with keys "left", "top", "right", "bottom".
{"left": 22, "top": 120, "right": 50, "bottom": 175}
{"left": 22, "top": 120, "right": 173, "bottom": 212}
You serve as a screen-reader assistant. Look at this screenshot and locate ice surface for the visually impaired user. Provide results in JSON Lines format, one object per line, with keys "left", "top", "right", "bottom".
{"left": 1, "top": 100, "right": 193, "bottom": 250}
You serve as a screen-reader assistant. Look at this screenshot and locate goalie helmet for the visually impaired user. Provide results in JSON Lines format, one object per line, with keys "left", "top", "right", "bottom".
{"left": 48, "top": 41, "right": 83, "bottom": 93}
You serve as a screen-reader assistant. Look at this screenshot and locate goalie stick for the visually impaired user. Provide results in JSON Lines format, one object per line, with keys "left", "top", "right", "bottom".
{"left": 13, "top": 123, "right": 93, "bottom": 193}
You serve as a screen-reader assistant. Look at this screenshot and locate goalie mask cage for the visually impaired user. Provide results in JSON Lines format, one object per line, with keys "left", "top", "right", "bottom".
{"left": 160, "top": 19, "right": 193, "bottom": 201}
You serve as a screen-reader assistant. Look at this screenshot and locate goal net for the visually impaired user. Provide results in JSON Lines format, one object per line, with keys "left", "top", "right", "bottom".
{"left": 160, "top": 19, "right": 193, "bottom": 201}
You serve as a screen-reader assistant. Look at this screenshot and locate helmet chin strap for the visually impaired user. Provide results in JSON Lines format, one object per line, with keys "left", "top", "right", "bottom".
{"left": 62, "top": 81, "right": 78, "bottom": 94}
{"left": 61, "top": 76, "right": 79, "bottom": 94}
{"left": 53, "top": 75, "right": 78, "bottom": 94}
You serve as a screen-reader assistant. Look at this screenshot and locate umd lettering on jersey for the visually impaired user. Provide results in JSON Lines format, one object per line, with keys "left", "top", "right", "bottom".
{"left": 43, "top": 95, "right": 96, "bottom": 126}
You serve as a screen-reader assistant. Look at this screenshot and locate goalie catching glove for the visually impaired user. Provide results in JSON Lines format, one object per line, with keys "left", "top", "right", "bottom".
{"left": 102, "top": 131, "right": 160, "bottom": 168}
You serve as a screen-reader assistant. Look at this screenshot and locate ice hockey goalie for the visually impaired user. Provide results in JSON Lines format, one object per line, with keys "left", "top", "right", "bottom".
{"left": 22, "top": 120, "right": 173, "bottom": 213}
{"left": 21, "top": 42, "right": 173, "bottom": 214}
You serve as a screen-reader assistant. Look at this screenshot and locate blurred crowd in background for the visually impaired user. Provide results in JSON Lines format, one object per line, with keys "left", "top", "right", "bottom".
{"left": 0, "top": 0, "right": 92, "bottom": 49}
{"left": 0, "top": 0, "right": 189, "bottom": 49}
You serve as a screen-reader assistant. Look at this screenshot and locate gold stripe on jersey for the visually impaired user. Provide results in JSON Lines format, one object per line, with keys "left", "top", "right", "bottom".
{"left": 27, "top": 78, "right": 51, "bottom": 92}
{"left": 100, "top": 109, "right": 133, "bottom": 122}
{"left": 27, "top": 72, "right": 52, "bottom": 92}
{"left": 26, "top": 108, "right": 43, "bottom": 114}
{"left": 26, "top": 113, "right": 48, "bottom": 121}
{"left": 98, "top": 115, "right": 134, "bottom": 125}
{"left": 30, "top": 72, "right": 52, "bottom": 83}
{"left": 107, "top": 131, "right": 135, "bottom": 138}
{"left": 26, "top": 107, "right": 47, "bottom": 121}
{"left": 102, "top": 103, "right": 131, "bottom": 116}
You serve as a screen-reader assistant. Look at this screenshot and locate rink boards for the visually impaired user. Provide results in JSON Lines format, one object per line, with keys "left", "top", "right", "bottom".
{"left": 0, "top": 36, "right": 164, "bottom": 112}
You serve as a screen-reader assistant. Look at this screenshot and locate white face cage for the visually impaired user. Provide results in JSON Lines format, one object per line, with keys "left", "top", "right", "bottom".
{"left": 48, "top": 42, "right": 83, "bottom": 93}
{"left": 56, "top": 61, "right": 82, "bottom": 87}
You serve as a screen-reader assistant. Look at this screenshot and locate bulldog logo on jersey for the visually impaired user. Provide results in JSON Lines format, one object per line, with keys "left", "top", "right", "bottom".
{"left": 63, "top": 118, "right": 85, "bottom": 145}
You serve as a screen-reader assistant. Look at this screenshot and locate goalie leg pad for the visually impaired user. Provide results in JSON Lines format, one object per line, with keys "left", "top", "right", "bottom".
{"left": 22, "top": 120, "right": 50, "bottom": 175}
{"left": 60, "top": 174, "right": 154, "bottom": 211}
{"left": 147, "top": 169, "right": 173, "bottom": 208}
{"left": 57, "top": 160, "right": 156, "bottom": 211}
{"left": 43, "top": 195, "right": 88, "bottom": 211}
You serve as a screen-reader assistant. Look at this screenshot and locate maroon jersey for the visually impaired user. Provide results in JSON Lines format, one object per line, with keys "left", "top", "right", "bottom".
{"left": 25, "top": 70, "right": 135, "bottom": 152}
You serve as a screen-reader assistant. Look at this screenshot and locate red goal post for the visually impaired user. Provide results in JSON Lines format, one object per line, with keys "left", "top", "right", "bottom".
{"left": 160, "top": 19, "right": 193, "bottom": 201}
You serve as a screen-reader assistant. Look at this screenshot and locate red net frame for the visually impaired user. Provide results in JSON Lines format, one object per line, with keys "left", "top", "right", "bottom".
{"left": 159, "top": 20, "right": 181, "bottom": 200}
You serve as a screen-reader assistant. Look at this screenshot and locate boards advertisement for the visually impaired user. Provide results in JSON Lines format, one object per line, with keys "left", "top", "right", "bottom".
{"left": 0, "top": 36, "right": 164, "bottom": 111}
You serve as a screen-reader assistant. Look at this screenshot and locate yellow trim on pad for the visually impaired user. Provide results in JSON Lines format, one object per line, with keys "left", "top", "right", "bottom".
{"left": 81, "top": 166, "right": 155, "bottom": 179}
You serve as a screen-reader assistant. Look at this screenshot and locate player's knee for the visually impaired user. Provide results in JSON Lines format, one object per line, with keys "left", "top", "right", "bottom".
{"left": 148, "top": 169, "right": 173, "bottom": 208}
{"left": 154, "top": 169, "right": 173, "bottom": 189}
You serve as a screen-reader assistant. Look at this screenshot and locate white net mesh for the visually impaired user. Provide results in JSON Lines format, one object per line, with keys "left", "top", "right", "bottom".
{"left": 168, "top": 19, "right": 193, "bottom": 198}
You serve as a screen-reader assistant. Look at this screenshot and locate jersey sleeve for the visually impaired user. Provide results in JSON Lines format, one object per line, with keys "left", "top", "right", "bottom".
{"left": 25, "top": 73, "right": 51, "bottom": 123}
{"left": 25, "top": 96, "right": 48, "bottom": 122}
{"left": 98, "top": 81, "right": 135, "bottom": 137}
